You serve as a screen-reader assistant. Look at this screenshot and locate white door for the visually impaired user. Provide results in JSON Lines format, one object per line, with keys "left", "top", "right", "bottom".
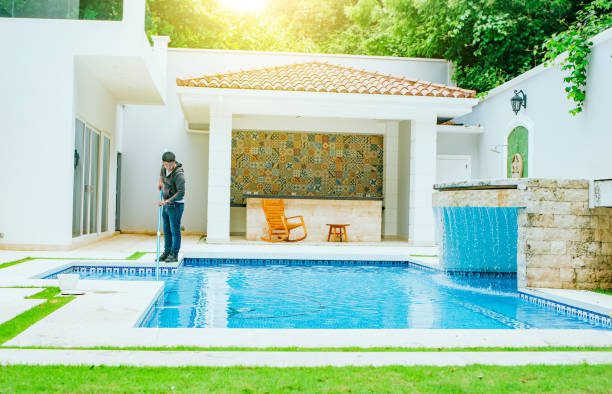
{"left": 436, "top": 155, "right": 471, "bottom": 183}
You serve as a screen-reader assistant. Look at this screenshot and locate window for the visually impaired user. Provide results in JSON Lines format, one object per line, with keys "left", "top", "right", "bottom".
{"left": 0, "top": 0, "right": 122, "bottom": 20}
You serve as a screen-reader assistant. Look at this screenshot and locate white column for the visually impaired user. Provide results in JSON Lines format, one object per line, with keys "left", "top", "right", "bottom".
{"left": 206, "top": 100, "right": 232, "bottom": 243}
{"left": 122, "top": 0, "right": 146, "bottom": 33}
{"left": 408, "top": 113, "right": 437, "bottom": 244}
{"left": 383, "top": 121, "right": 399, "bottom": 237}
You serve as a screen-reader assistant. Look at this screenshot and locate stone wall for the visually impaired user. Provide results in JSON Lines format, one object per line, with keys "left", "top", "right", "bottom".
{"left": 433, "top": 179, "right": 612, "bottom": 289}
{"left": 246, "top": 198, "right": 382, "bottom": 242}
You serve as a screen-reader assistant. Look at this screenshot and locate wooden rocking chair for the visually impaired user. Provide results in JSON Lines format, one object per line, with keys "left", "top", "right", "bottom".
{"left": 261, "top": 199, "right": 308, "bottom": 242}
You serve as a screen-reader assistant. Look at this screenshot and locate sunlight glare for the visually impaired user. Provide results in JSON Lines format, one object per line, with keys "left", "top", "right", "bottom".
{"left": 217, "top": 0, "right": 268, "bottom": 13}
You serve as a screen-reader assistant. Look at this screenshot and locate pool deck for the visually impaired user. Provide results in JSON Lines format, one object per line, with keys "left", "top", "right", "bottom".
{"left": 1, "top": 234, "right": 611, "bottom": 366}
{"left": 1, "top": 349, "right": 612, "bottom": 367}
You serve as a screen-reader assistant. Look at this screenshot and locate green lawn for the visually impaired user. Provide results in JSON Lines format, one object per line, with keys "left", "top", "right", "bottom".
{"left": 1, "top": 364, "right": 610, "bottom": 393}
{"left": 125, "top": 251, "right": 152, "bottom": 260}
{"left": 0, "top": 257, "right": 34, "bottom": 270}
{"left": 0, "top": 288, "right": 74, "bottom": 345}
{"left": 594, "top": 289, "right": 612, "bottom": 296}
{"left": 0, "top": 252, "right": 153, "bottom": 270}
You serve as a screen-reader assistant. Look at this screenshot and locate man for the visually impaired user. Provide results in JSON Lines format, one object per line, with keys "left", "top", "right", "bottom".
{"left": 157, "top": 151, "right": 185, "bottom": 262}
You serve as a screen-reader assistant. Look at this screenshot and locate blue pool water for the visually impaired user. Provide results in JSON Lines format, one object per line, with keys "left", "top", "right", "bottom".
{"left": 435, "top": 207, "right": 519, "bottom": 272}
{"left": 51, "top": 260, "right": 610, "bottom": 330}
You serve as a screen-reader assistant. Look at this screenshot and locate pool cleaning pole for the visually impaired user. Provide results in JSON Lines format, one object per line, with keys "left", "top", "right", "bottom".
{"left": 156, "top": 190, "right": 163, "bottom": 281}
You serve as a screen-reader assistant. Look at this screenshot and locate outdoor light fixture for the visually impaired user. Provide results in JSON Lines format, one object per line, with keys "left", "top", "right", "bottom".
{"left": 511, "top": 90, "right": 527, "bottom": 115}
{"left": 490, "top": 144, "right": 507, "bottom": 154}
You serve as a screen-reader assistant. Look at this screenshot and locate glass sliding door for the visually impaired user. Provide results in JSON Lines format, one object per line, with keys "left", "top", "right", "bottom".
{"left": 101, "top": 136, "right": 110, "bottom": 232}
{"left": 72, "top": 119, "right": 85, "bottom": 237}
{"left": 82, "top": 126, "right": 92, "bottom": 235}
{"left": 89, "top": 131, "right": 100, "bottom": 234}
{"left": 72, "top": 119, "right": 111, "bottom": 237}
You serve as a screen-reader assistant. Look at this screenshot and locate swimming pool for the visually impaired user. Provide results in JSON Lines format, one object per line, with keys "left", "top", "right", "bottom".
{"left": 49, "top": 259, "right": 610, "bottom": 330}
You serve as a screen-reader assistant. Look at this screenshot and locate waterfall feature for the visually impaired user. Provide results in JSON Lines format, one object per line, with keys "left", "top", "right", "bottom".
{"left": 435, "top": 207, "right": 519, "bottom": 273}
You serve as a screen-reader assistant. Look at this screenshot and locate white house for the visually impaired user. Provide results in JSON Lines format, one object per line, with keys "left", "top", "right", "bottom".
{"left": 1, "top": 1, "right": 609, "bottom": 250}
{"left": 454, "top": 28, "right": 612, "bottom": 182}
{"left": 0, "top": 0, "right": 168, "bottom": 249}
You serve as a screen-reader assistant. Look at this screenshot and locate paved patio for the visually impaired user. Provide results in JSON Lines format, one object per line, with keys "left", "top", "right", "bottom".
{"left": 2, "top": 349, "right": 612, "bottom": 367}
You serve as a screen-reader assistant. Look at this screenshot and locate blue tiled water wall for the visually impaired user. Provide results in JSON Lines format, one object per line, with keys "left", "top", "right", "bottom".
{"left": 435, "top": 206, "right": 519, "bottom": 273}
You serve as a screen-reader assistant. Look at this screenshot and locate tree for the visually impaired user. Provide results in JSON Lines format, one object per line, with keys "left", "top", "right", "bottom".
{"left": 326, "top": 0, "right": 582, "bottom": 92}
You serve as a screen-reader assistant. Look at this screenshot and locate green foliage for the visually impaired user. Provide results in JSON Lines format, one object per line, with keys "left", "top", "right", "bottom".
{"left": 0, "top": 0, "right": 122, "bottom": 20}
{"left": 326, "top": 0, "right": 580, "bottom": 92}
{"left": 543, "top": 0, "right": 612, "bottom": 115}
{"left": 10, "top": 0, "right": 601, "bottom": 97}
{"left": 79, "top": 0, "right": 122, "bottom": 21}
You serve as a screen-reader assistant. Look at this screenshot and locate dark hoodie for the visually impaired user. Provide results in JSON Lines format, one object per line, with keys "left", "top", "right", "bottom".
{"left": 160, "top": 162, "right": 185, "bottom": 203}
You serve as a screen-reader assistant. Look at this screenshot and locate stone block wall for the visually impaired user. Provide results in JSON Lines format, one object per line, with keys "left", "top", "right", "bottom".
{"left": 521, "top": 179, "right": 612, "bottom": 289}
{"left": 433, "top": 179, "right": 612, "bottom": 289}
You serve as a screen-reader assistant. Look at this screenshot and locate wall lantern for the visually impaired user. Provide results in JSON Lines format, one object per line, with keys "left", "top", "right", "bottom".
{"left": 511, "top": 90, "right": 527, "bottom": 115}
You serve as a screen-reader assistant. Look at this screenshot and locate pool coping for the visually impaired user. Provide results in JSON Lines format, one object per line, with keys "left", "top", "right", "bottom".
{"left": 2, "top": 349, "right": 612, "bottom": 367}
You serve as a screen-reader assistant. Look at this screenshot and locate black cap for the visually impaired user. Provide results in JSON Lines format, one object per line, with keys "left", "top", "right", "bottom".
{"left": 162, "top": 151, "right": 176, "bottom": 162}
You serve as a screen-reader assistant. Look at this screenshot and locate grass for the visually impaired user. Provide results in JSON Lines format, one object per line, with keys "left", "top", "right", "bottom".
{"left": 125, "top": 251, "right": 151, "bottom": 260}
{"left": 0, "top": 287, "right": 75, "bottom": 345}
{"left": 0, "top": 364, "right": 611, "bottom": 393}
{"left": 0, "top": 251, "right": 155, "bottom": 270}
{"left": 594, "top": 289, "right": 612, "bottom": 296}
{"left": 0, "top": 257, "right": 34, "bottom": 269}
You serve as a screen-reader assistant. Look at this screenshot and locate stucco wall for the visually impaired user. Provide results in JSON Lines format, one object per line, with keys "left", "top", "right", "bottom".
{"left": 437, "top": 133, "right": 481, "bottom": 179}
{"left": 170, "top": 48, "right": 452, "bottom": 86}
{"left": 455, "top": 28, "right": 612, "bottom": 181}
{"left": 0, "top": 0, "right": 162, "bottom": 248}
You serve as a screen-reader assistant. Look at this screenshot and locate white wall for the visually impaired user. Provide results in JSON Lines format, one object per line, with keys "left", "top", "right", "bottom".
{"left": 171, "top": 49, "right": 452, "bottom": 86}
{"left": 120, "top": 102, "right": 209, "bottom": 233}
{"left": 455, "top": 28, "right": 612, "bottom": 180}
{"left": 437, "top": 133, "right": 480, "bottom": 179}
{"left": 74, "top": 61, "right": 119, "bottom": 238}
{"left": 0, "top": 0, "right": 164, "bottom": 247}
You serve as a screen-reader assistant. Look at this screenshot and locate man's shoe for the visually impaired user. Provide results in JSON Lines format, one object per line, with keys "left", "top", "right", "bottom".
{"left": 157, "top": 252, "right": 170, "bottom": 262}
{"left": 164, "top": 253, "right": 178, "bottom": 263}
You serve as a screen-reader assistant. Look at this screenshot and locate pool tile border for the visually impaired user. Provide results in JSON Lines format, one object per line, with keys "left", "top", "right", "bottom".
{"left": 518, "top": 292, "right": 612, "bottom": 328}
{"left": 45, "top": 265, "right": 179, "bottom": 278}
{"left": 184, "top": 257, "right": 438, "bottom": 271}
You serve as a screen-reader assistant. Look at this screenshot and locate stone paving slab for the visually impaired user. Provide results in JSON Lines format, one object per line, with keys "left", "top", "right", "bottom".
{"left": 0, "top": 288, "right": 45, "bottom": 324}
{"left": 0, "top": 349, "right": 611, "bottom": 367}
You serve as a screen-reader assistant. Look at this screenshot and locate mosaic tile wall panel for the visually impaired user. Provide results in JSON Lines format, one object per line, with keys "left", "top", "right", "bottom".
{"left": 231, "top": 130, "right": 384, "bottom": 205}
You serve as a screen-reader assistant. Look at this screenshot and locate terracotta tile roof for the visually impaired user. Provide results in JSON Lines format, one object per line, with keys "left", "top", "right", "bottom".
{"left": 176, "top": 61, "right": 476, "bottom": 98}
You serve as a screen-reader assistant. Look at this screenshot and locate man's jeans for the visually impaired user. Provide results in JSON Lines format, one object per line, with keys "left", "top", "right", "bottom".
{"left": 162, "top": 203, "right": 184, "bottom": 255}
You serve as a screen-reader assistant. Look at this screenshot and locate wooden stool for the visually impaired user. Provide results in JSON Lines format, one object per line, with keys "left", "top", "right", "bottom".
{"left": 326, "top": 224, "right": 350, "bottom": 242}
